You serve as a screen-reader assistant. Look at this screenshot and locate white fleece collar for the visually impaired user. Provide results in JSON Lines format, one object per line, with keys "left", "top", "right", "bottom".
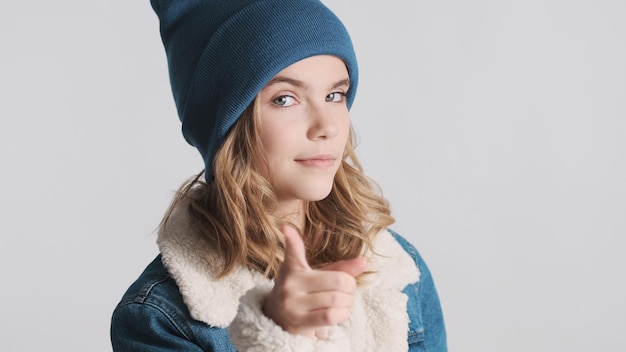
{"left": 157, "top": 206, "right": 420, "bottom": 350}
{"left": 348, "top": 231, "right": 420, "bottom": 351}
{"left": 157, "top": 205, "right": 268, "bottom": 327}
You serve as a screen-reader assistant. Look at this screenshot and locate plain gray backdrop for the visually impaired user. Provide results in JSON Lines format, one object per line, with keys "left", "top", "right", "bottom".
{"left": 1, "top": 0, "right": 625, "bottom": 351}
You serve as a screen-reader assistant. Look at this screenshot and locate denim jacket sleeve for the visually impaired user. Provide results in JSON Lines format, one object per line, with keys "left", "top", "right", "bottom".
{"left": 111, "top": 299, "right": 206, "bottom": 351}
{"left": 390, "top": 229, "right": 448, "bottom": 352}
{"left": 110, "top": 256, "right": 236, "bottom": 352}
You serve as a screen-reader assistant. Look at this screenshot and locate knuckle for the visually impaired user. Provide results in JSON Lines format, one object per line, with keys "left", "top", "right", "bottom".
{"left": 327, "top": 292, "right": 346, "bottom": 307}
{"left": 332, "top": 272, "right": 354, "bottom": 289}
{"left": 326, "top": 292, "right": 339, "bottom": 306}
{"left": 320, "top": 308, "right": 348, "bottom": 325}
{"left": 329, "top": 274, "right": 344, "bottom": 287}
{"left": 285, "top": 311, "right": 304, "bottom": 327}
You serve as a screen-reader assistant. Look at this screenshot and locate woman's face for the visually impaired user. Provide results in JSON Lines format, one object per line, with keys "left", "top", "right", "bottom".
{"left": 257, "top": 55, "right": 351, "bottom": 213}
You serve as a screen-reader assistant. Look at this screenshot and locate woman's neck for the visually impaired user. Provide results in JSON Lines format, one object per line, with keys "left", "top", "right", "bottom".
{"left": 274, "top": 199, "right": 306, "bottom": 231}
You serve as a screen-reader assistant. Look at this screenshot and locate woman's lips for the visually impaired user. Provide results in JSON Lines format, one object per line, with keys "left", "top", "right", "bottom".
{"left": 295, "top": 155, "right": 336, "bottom": 168}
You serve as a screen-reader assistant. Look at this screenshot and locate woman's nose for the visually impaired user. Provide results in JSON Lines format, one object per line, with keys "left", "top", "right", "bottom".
{"left": 307, "top": 105, "right": 339, "bottom": 140}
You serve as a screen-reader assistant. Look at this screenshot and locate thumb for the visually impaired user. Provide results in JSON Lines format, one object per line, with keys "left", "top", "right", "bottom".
{"left": 281, "top": 224, "right": 311, "bottom": 271}
{"left": 321, "top": 257, "right": 368, "bottom": 278}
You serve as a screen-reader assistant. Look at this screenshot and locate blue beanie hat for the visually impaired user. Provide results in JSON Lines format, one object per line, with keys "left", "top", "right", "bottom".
{"left": 150, "top": 0, "right": 359, "bottom": 179}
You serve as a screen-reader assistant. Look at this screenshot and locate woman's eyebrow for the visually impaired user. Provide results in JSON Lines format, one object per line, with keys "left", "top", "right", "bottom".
{"left": 331, "top": 79, "right": 350, "bottom": 90}
{"left": 265, "top": 76, "right": 304, "bottom": 90}
{"left": 264, "top": 76, "right": 350, "bottom": 90}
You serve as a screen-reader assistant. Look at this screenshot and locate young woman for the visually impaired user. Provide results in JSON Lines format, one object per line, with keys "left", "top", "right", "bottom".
{"left": 111, "top": 0, "right": 447, "bottom": 351}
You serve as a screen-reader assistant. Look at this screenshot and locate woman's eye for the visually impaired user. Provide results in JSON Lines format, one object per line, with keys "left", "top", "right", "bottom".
{"left": 272, "top": 95, "right": 296, "bottom": 107}
{"left": 326, "top": 92, "right": 346, "bottom": 103}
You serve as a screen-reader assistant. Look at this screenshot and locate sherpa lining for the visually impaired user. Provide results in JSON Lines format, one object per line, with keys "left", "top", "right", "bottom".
{"left": 157, "top": 205, "right": 420, "bottom": 350}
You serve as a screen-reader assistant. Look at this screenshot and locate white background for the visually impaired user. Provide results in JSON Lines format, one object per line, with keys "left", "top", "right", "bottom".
{"left": 1, "top": 0, "right": 625, "bottom": 351}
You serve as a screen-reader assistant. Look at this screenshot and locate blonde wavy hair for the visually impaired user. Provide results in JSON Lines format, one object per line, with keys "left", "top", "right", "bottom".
{"left": 161, "top": 98, "right": 394, "bottom": 279}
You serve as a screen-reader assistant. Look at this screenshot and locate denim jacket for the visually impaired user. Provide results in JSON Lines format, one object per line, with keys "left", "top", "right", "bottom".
{"left": 111, "top": 206, "right": 446, "bottom": 351}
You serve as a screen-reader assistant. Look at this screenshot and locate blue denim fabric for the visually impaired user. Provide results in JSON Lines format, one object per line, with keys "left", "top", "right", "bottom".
{"left": 111, "top": 256, "right": 236, "bottom": 351}
{"left": 110, "top": 230, "right": 447, "bottom": 351}
{"left": 389, "top": 230, "right": 448, "bottom": 352}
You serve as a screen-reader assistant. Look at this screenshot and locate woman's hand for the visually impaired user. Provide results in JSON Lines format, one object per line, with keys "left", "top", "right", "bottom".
{"left": 263, "top": 224, "right": 368, "bottom": 338}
